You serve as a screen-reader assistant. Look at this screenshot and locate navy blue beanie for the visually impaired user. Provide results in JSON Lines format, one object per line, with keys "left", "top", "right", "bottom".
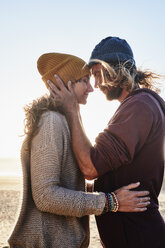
{"left": 88, "top": 36, "right": 136, "bottom": 68}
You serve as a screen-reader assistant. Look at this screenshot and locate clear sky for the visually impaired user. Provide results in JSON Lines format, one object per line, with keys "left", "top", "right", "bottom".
{"left": 0, "top": 0, "right": 165, "bottom": 158}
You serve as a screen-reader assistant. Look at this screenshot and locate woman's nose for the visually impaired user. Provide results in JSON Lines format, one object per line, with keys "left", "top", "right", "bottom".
{"left": 88, "top": 82, "right": 94, "bottom": 92}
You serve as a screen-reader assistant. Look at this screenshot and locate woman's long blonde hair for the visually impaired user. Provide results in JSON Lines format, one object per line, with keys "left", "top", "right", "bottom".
{"left": 24, "top": 94, "right": 56, "bottom": 139}
{"left": 91, "top": 59, "right": 161, "bottom": 93}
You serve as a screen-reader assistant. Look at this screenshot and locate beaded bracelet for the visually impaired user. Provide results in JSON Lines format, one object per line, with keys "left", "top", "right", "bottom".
{"left": 111, "top": 192, "right": 119, "bottom": 212}
{"left": 102, "top": 193, "right": 114, "bottom": 214}
{"left": 102, "top": 193, "right": 109, "bottom": 214}
{"left": 108, "top": 193, "right": 114, "bottom": 211}
{"left": 102, "top": 192, "right": 119, "bottom": 214}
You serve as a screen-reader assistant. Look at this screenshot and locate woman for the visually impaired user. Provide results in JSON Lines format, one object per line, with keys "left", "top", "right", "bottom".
{"left": 8, "top": 53, "right": 150, "bottom": 248}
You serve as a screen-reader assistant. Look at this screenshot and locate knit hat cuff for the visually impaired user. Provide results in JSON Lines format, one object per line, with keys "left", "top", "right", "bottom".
{"left": 42, "top": 62, "right": 90, "bottom": 88}
{"left": 88, "top": 52, "right": 135, "bottom": 68}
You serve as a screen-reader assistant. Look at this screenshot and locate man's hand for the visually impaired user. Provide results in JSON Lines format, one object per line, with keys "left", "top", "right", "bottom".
{"left": 47, "top": 74, "right": 97, "bottom": 179}
{"left": 47, "top": 74, "right": 79, "bottom": 115}
{"left": 115, "top": 182, "right": 150, "bottom": 212}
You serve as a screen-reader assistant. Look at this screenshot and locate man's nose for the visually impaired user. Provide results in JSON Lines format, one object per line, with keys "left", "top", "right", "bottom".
{"left": 94, "top": 79, "right": 100, "bottom": 88}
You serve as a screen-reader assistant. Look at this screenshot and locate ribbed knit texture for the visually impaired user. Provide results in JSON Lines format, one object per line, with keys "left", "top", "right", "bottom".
{"left": 88, "top": 36, "right": 136, "bottom": 67}
{"left": 8, "top": 111, "right": 105, "bottom": 248}
{"left": 37, "top": 53, "right": 90, "bottom": 88}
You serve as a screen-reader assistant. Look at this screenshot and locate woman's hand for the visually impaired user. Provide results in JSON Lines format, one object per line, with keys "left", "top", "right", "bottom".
{"left": 115, "top": 182, "right": 150, "bottom": 212}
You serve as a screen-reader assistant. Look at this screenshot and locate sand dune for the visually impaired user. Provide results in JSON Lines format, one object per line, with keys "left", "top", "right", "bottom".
{"left": 0, "top": 177, "right": 165, "bottom": 248}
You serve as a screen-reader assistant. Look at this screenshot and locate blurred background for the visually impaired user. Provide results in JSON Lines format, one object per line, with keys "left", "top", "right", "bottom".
{"left": 0, "top": 1, "right": 165, "bottom": 247}
{"left": 0, "top": 0, "right": 165, "bottom": 163}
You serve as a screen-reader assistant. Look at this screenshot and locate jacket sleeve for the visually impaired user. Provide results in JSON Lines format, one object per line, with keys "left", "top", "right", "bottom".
{"left": 31, "top": 112, "right": 105, "bottom": 217}
{"left": 91, "top": 99, "right": 154, "bottom": 176}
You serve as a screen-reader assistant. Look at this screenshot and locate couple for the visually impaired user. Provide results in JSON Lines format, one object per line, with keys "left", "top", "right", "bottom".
{"left": 8, "top": 37, "right": 165, "bottom": 248}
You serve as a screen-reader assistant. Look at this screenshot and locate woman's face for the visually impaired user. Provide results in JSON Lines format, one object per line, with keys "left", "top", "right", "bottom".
{"left": 73, "top": 75, "right": 94, "bottom": 104}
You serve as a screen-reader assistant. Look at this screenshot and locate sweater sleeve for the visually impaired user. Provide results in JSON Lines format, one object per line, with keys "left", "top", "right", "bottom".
{"left": 91, "top": 98, "right": 154, "bottom": 176}
{"left": 31, "top": 111, "right": 105, "bottom": 217}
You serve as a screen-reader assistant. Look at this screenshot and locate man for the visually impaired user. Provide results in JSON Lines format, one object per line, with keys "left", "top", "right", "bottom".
{"left": 48, "top": 37, "right": 165, "bottom": 247}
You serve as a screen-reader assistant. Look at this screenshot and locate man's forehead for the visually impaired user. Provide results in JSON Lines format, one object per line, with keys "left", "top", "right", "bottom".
{"left": 91, "top": 64, "right": 102, "bottom": 74}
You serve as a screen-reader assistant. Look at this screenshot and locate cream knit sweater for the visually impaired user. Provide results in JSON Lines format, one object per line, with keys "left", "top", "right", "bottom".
{"left": 8, "top": 111, "right": 105, "bottom": 248}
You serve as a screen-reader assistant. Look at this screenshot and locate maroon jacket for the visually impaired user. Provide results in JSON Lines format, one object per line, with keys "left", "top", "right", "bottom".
{"left": 91, "top": 89, "right": 165, "bottom": 248}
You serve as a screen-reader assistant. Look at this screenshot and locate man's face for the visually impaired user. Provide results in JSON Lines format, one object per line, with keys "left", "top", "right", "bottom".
{"left": 91, "top": 64, "right": 122, "bottom": 101}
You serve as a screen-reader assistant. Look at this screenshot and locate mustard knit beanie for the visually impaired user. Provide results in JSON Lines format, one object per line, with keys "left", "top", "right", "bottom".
{"left": 37, "top": 53, "right": 90, "bottom": 88}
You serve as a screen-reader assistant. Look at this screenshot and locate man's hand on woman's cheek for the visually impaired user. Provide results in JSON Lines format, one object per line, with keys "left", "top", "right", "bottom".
{"left": 47, "top": 74, "right": 78, "bottom": 114}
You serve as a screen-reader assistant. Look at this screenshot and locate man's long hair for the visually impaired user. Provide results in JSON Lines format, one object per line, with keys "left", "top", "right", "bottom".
{"left": 91, "top": 59, "right": 161, "bottom": 94}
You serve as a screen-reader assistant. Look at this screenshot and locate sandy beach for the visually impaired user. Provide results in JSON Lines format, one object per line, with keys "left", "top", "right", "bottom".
{"left": 0, "top": 176, "right": 165, "bottom": 248}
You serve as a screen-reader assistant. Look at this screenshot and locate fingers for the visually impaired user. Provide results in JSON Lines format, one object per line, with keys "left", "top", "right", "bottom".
{"left": 133, "top": 207, "right": 147, "bottom": 212}
{"left": 131, "top": 195, "right": 150, "bottom": 203}
{"left": 54, "top": 74, "right": 67, "bottom": 91}
{"left": 137, "top": 196, "right": 150, "bottom": 202}
{"left": 135, "top": 197, "right": 150, "bottom": 205}
{"left": 67, "top": 80, "right": 74, "bottom": 92}
{"left": 138, "top": 201, "right": 150, "bottom": 207}
{"left": 132, "top": 196, "right": 150, "bottom": 211}
{"left": 47, "top": 73, "right": 67, "bottom": 94}
{"left": 47, "top": 80, "right": 61, "bottom": 95}
{"left": 134, "top": 191, "right": 150, "bottom": 197}
{"left": 118, "top": 204, "right": 148, "bottom": 212}
{"left": 50, "top": 91, "right": 56, "bottom": 99}
{"left": 128, "top": 200, "right": 150, "bottom": 212}
{"left": 123, "top": 182, "right": 140, "bottom": 190}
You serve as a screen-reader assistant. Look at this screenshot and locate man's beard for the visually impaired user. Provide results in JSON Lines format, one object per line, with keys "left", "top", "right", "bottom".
{"left": 99, "top": 84, "right": 123, "bottom": 101}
